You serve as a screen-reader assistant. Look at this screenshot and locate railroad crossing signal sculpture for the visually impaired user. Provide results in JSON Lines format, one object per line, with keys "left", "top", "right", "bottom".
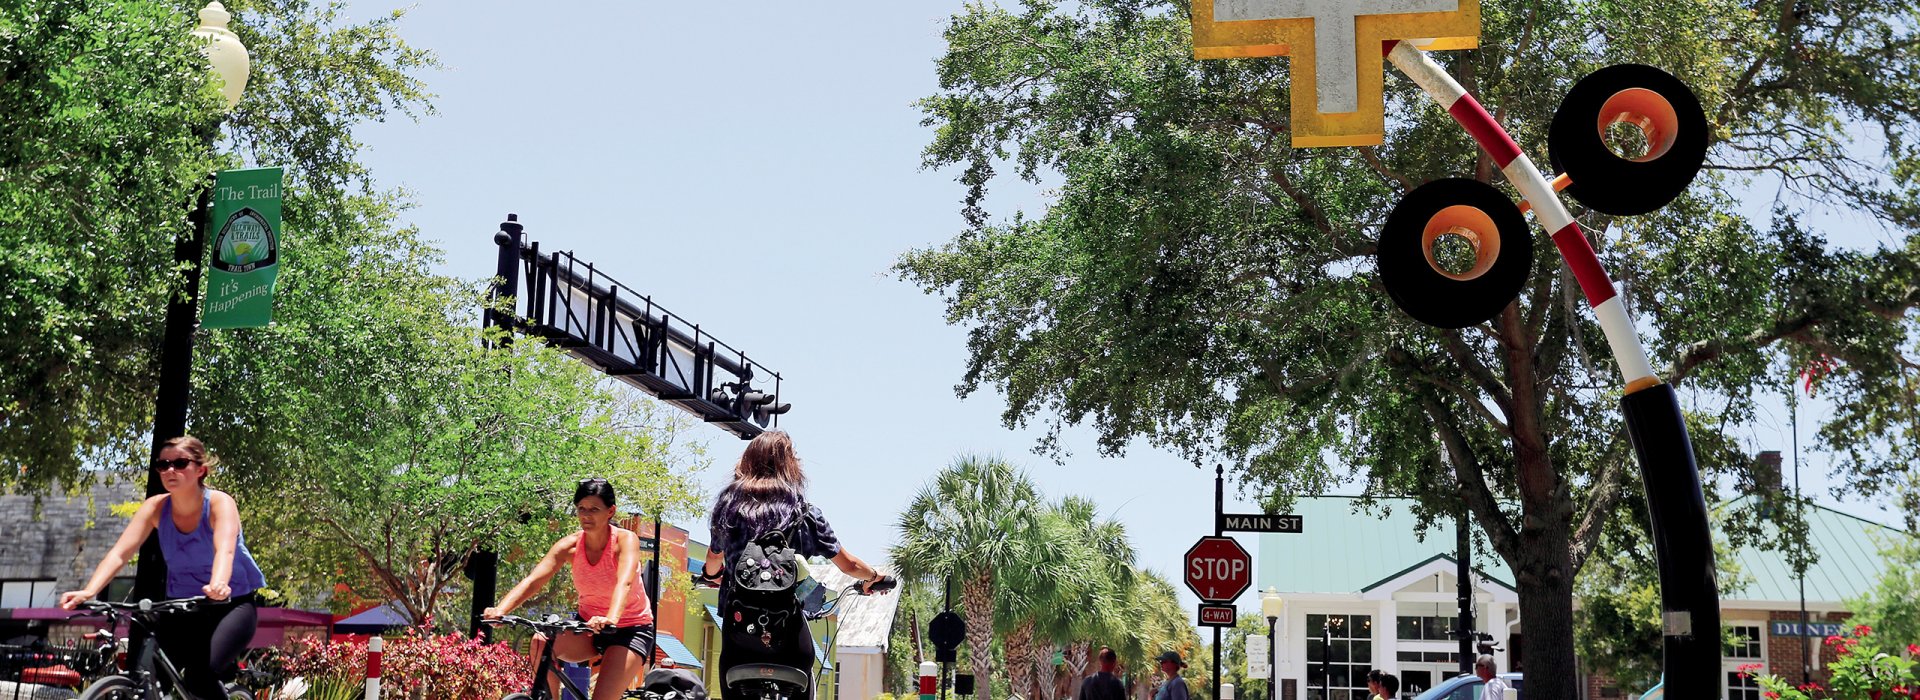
{"left": 1193, "top": 2, "right": 1721, "bottom": 697}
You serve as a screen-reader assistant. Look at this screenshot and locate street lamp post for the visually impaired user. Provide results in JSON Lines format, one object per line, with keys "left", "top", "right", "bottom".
{"left": 1261, "top": 588, "right": 1283, "bottom": 700}
{"left": 134, "top": 2, "right": 251, "bottom": 602}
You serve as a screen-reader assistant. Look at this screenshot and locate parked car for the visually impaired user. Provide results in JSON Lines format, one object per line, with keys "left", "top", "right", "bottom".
{"left": 1411, "top": 672, "right": 1524, "bottom": 700}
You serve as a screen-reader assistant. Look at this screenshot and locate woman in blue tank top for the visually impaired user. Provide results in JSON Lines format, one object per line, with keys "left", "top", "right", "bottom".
{"left": 59, "top": 436, "right": 267, "bottom": 700}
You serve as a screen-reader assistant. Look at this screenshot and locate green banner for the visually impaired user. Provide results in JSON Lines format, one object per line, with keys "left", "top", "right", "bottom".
{"left": 201, "top": 167, "right": 284, "bottom": 329}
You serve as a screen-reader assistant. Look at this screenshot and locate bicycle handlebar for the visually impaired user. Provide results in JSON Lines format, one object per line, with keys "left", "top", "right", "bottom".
{"left": 79, "top": 597, "right": 209, "bottom": 616}
{"left": 484, "top": 614, "right": 598, "bottom": 635}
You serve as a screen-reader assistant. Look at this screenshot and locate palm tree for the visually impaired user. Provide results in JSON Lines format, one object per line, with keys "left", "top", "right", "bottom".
{"left": 1047, "top": 496, "right": 1137, "bottom": 700}
{"left": 1001, "top": 501, "right": 1099, "bottom": 700}
{"left": 892, "top": 455, "right": 1047, "bottom": 700}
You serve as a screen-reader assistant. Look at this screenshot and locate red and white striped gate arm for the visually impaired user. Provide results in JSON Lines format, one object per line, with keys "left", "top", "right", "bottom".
{"left": 1385, "top": 40, "right": 1662, "bottom": 394}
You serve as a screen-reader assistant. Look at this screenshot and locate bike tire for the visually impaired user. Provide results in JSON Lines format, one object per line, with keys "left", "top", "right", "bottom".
{"left": 78, "top": 675, "right": 140, "bottom": 700}
{"left": 224, "top": 682, "right": 255, "bottom": 700}
{"left": 501, "top": 693, "right": 535, "bottom": 700}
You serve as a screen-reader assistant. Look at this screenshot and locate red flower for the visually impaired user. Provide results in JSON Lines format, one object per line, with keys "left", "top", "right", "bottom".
{"left": 1855, "top": 624, "right": 1874, "bottom": 637}
{"left": 1765, "top": 692, "right": 1781, "bottom": 700}
{"left": 1908, "top": 643, "right": 1919, "bottom": 656}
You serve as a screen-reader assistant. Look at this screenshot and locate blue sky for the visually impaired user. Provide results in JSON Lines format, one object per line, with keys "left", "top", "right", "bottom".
{"left": 334, "top": 0, "right": 1905, "bottom": 618}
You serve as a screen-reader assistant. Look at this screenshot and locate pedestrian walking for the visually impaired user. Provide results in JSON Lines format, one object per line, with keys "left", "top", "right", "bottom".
{"left": 1476, "top": 655, "right": 1511, "bottom": 700}
{"left": 1077, "top": 647, "right": 1126, "bottom": 700}
{"left": 1153, "top": 651, "right": 1189, "bottom": 700}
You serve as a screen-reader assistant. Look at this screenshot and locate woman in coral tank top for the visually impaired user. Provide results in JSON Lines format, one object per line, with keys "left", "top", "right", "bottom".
{"left": 485, "top": 479, "right": 654, "bottom": 700}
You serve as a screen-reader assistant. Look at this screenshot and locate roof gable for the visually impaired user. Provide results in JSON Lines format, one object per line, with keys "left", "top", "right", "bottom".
{"left": 1255, "top": 497, "right": 1515, "bottom": 595}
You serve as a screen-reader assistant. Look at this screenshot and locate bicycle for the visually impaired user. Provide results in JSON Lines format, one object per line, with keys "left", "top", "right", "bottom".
{"left": 70, "top": 598, "right": 252, "bottom": 700}
{"left": 694, "top": 574, "right": 896, "bottom": 700}
{"left": 485, "top": 614, "right": 603, "bottom": 700}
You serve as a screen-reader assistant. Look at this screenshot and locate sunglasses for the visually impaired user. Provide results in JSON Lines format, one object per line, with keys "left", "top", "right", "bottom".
{"left": 152, "top": 458, "right": 199, "bottom": 472}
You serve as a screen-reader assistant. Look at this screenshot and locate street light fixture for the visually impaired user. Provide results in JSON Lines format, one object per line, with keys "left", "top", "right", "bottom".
{"left": 190, "top": 2, "right": 251, "bottom": 110}
{"left": 1261, "top": 588, "right": 1282, "bottom": 700}
{"left": 137, "top": 1, "right": 252, "bottom": 601}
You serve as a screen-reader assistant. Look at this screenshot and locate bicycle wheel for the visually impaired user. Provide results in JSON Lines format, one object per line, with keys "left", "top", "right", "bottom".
{"left": 501, "top": 693, "right": 535, "bottom": 700}
{"left": 78, "top": 675, "right": 141, "bottom": 700}
{"left": 224, "top": 682, "right": 255, "bottom": 700}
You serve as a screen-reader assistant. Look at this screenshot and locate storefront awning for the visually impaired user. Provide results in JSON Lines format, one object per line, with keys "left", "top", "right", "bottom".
{"left": 655, "top": 630, "right": 703, "bottom": 669}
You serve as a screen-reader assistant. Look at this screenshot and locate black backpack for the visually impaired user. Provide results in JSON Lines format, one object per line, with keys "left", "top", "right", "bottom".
{"left": 722, "top": 503, "right": 807, "bottom": 650}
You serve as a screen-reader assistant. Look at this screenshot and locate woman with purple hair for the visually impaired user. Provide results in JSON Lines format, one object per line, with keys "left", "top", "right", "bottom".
{"left": 698, "top": 430, "right": 890, "bottom": 700}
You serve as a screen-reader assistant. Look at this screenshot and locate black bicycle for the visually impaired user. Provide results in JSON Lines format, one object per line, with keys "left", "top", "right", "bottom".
{"left": 71, "top": 598, "right": 251, "bottom": 700}
{"left": 694, "top": 576, "right": 896, "bottom": 700}
{"left": 486, "top": 614, "right": 604, "bottom": 700}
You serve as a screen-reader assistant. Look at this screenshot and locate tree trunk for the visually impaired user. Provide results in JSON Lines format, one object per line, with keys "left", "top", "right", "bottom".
{"left": 1030, "top": 640, "right": 1055, "bottom": 700}
{"left": 1006, "top": 621, "right": 1036, "bottom": 700}
{"left": 964, "top": 570, "right": 997, "bottom": 700}
{"left": 1512, "top": 546, "right": 1578, "bottom": 700}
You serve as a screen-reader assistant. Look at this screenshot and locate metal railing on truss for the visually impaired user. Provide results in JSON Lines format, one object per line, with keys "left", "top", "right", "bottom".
{"left": 491, "top": 233, "right": 786, "bottom": 439}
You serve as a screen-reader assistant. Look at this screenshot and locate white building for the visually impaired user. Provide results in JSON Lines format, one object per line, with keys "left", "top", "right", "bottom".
{"left": 813, "top": 565, "right": 904, "bottom": 700}
{"left": 1254, "top": 497, "right": 1519, "bottom": 700}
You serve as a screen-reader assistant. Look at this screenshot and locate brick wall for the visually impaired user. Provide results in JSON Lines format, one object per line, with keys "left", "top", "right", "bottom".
{"left": 1577, "top": 608, "right": 1855, "bottom": 699}
{"left": 1765, "top": 609, "right": 1853, "bottom": 686}
{"left": 0, "top": 482, "right": 141, "bottom": 592}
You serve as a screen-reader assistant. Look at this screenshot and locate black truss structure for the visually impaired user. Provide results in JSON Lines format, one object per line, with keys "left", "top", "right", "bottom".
{"left": 487, "top": 216, "right": 786, "bottom": 439}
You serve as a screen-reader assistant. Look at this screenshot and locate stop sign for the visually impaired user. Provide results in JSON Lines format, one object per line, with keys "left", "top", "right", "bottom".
{"left": 1184, "top": 536, "right": 1252, "bottom": 602}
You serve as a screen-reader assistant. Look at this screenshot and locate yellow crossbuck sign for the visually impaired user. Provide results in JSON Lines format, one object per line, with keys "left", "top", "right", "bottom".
{"left": 1192, "top": 0, "right": 1481, "bottom": 147}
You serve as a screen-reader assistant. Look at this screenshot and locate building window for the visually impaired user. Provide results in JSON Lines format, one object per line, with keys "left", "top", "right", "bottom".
{"left": 1725, "top": 626, "right": 1762, "bottom": 659}
{"left": 1396, "top": 616, "right": 1461, "bottom": 642}
{"left": 1726, "top": 671, "right": 1761, "bottom": 700}
{"left": 1306, "top": 614, "right": 1373, "bottom": 700}
{"left": 0, "top": 579, "right": 59, "bottom": 608}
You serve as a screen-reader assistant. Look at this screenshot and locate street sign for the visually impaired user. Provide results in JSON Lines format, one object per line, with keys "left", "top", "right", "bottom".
{"left": 1199, "top": 604, "right": 1237, "bottom": 627}
{"left": 1218, "top": 513, "right": 1305, "bottom": 534}
{"left": 929, "top": 611, "right": 966, "bottom": 650}
{"left": 1245, "top": 635, "right": 1270, "bottom": 677}
{"left": 1185, "top": 536, "right": 1254, "bottom": 602}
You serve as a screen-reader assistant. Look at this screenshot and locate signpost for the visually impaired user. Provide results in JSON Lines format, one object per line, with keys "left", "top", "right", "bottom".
{"left": 1185, "top": 536, "right": 1253, "bottom": 602}
{"left": 1245, "top": 634, "right": 1270, "bottom": 679}
{"left": 1198, "top": 604, "right": 1237, "bottom": 627}
{"left": 1218, "top": 512, "right": 1304, "bottom": 534}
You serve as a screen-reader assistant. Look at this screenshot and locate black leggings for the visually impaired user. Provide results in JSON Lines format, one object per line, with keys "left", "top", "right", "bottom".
{"left": 718, "top": 620, "right": 816, "bottom": 700}
{"left": 148, "top": 597, "right": 258, "bottom": 699}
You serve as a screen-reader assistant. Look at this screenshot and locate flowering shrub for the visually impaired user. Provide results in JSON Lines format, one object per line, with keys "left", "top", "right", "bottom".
{"left": 282, "top": 631, "right": 532, "bottom": 700}
{"left": 1749, "top": 626, "right": 1919, "bottom": 700}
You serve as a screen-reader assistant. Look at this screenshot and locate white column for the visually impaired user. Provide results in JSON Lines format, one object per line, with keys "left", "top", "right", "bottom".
{"left": 1377, "top": 599, "right": 1398, "bottom": 675}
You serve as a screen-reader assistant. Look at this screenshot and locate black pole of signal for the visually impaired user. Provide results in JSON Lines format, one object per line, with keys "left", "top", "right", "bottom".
{"left": 1623, "top": 385, "right": 1722, "bottom": 699}
{"left": 469, "top": 213, "right": 522, "bottom": 640}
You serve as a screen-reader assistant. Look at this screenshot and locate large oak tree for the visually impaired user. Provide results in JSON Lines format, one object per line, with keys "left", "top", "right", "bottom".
{"left": 896, "top": 0, "right": 1920, "bottom": 695}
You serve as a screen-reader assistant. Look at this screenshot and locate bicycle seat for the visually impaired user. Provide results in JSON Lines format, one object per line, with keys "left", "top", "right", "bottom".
{"left": 725, "top": 663, "right": 810, "bottom": 691}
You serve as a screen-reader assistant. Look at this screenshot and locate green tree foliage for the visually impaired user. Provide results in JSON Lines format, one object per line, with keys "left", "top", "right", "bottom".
{"left": 0, "top": 0, "right": 710, "bottom": 624}
{"left": 894, "top": 455, "right": 1048, "bottom": 700}
{"left": 1846, "top": 533, "right": 1920, "bottom": 647}
{"left": 897, "top": 0, "right": 1920, "bottom": 692}
{"left": 0, "top": 0, "right": 225, "bottom": 482}
{"left": 893, "top": 457, "right": 1196, "bottom": 700}
{"left": 1573, "top": 502, "right": 1755, "bottom": 690}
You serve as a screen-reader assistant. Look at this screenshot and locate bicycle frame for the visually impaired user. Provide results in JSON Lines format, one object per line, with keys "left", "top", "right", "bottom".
{"left": 525, "top": 633, "right": 593, "bottom": 700}
{"left": 86, "top": 606, "right": 197, "bottom": 698}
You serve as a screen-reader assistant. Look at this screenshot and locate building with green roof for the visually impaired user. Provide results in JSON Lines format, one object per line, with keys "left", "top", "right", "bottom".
{"left": 1247, "top": 495, "right": 1914, "bottom": 700}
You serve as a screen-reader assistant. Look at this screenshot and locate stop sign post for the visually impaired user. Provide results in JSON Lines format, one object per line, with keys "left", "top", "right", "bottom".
{"left": 1185, "top": 535, "right": 1253, "bottom": 603}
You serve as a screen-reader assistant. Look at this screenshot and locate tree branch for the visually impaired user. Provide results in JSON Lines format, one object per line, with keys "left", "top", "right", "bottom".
{"left": 1439, "top": 329, "right": 1516, "bottom": 414}
{"left": 1569, "top": 432, "right": 1632, "bottom": 572}
{"left": 1358, "top": 147, "right": 1415, "bottom": 192}
{"left": 1420, "top": 390, "right": 1523, "bottom": 561}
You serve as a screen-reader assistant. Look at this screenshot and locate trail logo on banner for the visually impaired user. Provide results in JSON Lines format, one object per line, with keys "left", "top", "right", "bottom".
{"left": 1191, "top": 0, "right": 1480, "bottom": 147}
{"left": 202, "top": 167, "right": 284, "bottom": 329}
